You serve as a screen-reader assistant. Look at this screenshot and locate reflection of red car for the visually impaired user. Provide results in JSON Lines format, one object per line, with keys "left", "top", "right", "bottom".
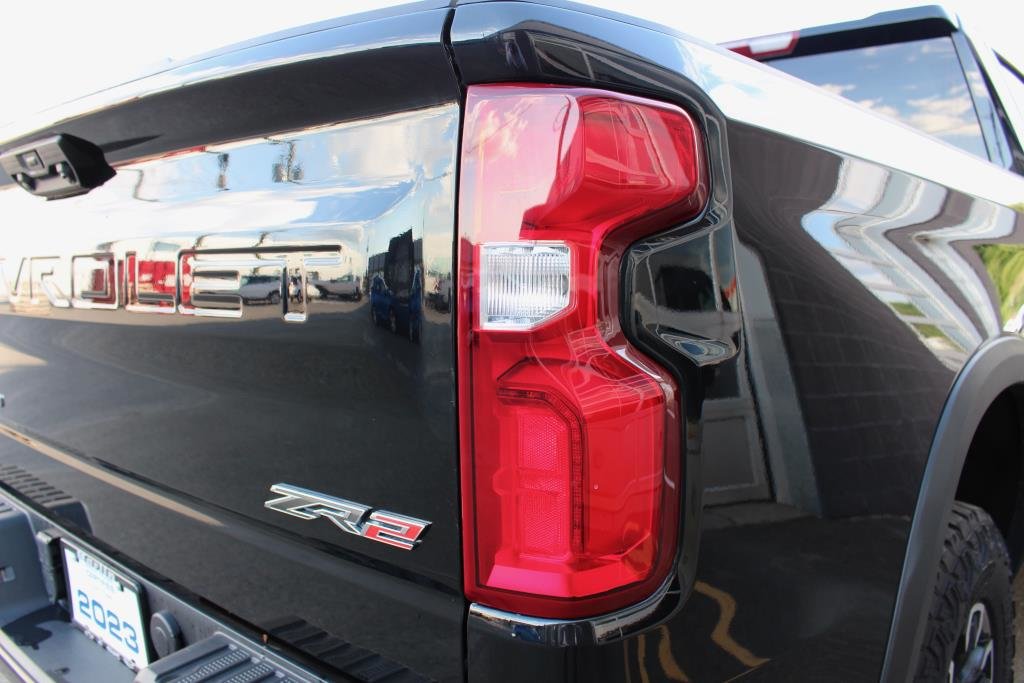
{"left": 127, "top": 254, "right": 179, "bottom": 307}
{"left": 137, "top": 259, "right": 176, "bottom": 295}
{"left": 78, "top": 255, "right": 117, "bottom": 304}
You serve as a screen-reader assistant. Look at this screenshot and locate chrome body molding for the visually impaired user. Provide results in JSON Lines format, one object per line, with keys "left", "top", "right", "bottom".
{"left": 467, "top": 576, "right": 679, "bottom": 646}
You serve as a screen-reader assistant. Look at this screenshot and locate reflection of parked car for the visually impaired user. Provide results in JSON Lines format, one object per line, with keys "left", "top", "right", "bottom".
{"left": 238, "top": 274, "right": 281, "bottom": 304}
{"left": 369, "top": 229, "right": 422, "bottom": 341}
{"left": 371, "top": 273, "right": 421, "bottom": 340}
{"left": 369, "top": 273, "right": 390, "bottom": 328}
{"left": 311, "top": 274, "right": 361, "bottom": 300}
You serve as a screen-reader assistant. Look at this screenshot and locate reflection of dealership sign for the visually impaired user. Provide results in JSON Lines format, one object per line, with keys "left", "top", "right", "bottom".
{"left": 0, "top": 248, "right": 344, "bottom": 323}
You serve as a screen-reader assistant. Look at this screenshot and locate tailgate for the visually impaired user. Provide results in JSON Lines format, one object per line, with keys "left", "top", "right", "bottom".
{"left": 0, "top": 6, "right": 463, "bottom": 681}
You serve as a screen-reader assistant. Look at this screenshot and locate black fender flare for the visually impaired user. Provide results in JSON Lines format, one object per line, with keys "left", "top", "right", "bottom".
{"left": 882, "top": 334, "right": 1024, "bottom": 682}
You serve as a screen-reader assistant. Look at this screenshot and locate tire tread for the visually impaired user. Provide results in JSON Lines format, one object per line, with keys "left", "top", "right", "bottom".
{"left": 914, "top": 501, "right": 1014, "bottom": 682}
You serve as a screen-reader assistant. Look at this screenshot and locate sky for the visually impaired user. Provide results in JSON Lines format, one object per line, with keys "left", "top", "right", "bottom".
{"left": 1, "top": 0, "right": 1022, "bottom": 127}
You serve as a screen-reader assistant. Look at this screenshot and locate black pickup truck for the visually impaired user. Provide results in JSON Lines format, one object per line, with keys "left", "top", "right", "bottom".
{"left": 1, "top": 3, "right": 1023, "bottom": 682}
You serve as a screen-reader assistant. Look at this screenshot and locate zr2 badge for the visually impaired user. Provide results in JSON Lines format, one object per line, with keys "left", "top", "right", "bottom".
{"left": 264, "top": 483, "right": 430, "bottom": 551}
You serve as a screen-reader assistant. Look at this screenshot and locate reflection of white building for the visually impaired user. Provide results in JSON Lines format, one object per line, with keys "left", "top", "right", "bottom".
{"left": 802, "top": 158, "right": 1015, "bottom": 369}
{"left": 912, "top": 200, "right": 1014, "bottom": 334}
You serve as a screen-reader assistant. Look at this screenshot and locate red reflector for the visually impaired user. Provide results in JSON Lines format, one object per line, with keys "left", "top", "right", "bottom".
{"left": 721, "top": 31, "right": 799, "bottom": 60}
{"left": 457, "top": 85, "right": 706, "bottom": 618}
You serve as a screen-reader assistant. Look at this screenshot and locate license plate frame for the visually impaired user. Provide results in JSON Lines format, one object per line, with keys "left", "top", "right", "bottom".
{"left": 62, "top": 541, "right": 150, "bottom": 670}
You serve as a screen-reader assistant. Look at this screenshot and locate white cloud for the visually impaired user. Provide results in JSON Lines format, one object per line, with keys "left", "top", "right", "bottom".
{"left": 853, "top": 85, "right": 980, "bottom": 140}
{"left": 856, "top": 98, "right": 901, "bottom": 120}
{"left": 819, "top": 83, "right": 857, "bottom": 97}
{"left": 906, "top": 87, "right": 979, "bottom": 137}
{"left": 920, "top": 40, "right": 953, "bottom": 55}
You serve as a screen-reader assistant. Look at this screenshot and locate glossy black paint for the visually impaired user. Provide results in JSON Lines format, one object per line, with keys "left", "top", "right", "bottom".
{"left": 2, "top": 1, "right": 1024, "bottom": 682}
{"left": 0, "top": 7, "right": 464, "bottom": 682}
{"left": 450, "top": 2, "right": 1024, "bottom": 682}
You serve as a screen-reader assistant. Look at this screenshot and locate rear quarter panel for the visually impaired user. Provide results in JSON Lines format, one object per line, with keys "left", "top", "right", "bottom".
{"left": 449, "top": 2, "right": 1024, "bottom": 680}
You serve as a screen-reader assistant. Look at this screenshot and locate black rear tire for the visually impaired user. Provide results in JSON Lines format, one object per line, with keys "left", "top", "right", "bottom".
{"left": 915, "top": 501, "right": 1014, "bottom": 682}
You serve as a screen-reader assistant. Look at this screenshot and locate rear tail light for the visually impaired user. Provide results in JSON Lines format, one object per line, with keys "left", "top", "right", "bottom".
{"left": 457, "top": 85, "right": 707, "bottom": 619}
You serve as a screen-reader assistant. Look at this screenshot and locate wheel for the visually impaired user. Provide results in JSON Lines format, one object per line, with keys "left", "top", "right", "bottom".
{"left": 389, "top": 309, "right": 398, "bottom": 334}
{"left": 268, "top": 290, "right": 280, "bottom": 305}
{"left": 915, "top": 501, "right": 1014, "bottom": 683}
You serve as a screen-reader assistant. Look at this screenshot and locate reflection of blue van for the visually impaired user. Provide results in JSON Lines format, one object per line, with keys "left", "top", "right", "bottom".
{"left": 369, "top": 274, "right": 392, "bottom": 328}
{"left": 369, "top": 229, "right": 422, "bottom": 341}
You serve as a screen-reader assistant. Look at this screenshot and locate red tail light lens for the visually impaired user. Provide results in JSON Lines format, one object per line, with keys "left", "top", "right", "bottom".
{"left": 458, "top": 85, "right": 706, "bottom": 619}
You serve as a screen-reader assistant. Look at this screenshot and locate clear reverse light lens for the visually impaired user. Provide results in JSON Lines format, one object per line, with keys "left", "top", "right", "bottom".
{"left": 480, "top": 243, "right": 569, "bottom": 330}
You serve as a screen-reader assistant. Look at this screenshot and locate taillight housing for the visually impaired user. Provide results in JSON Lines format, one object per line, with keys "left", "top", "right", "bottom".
{"left": 458, "top": 85, "right": 706, "bottom": 619}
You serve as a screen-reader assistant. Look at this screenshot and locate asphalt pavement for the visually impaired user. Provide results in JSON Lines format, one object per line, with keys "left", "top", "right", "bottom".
{"left": 0, "top": 579, "right": 1021, "bottom": 681}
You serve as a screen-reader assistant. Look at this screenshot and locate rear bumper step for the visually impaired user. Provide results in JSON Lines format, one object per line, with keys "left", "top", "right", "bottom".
{"left": 0, "top": 491, "right": 326, "bottom": 683}
{"left": 136, "top": 633, "right": 316, "bottom": 683}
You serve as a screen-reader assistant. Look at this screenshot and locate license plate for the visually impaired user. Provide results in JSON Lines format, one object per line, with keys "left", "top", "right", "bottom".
{"left": 62, "top": 542, "right": 150, "bottom": 670}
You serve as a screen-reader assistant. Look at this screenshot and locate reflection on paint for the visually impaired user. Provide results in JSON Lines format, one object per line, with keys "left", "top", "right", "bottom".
{"left": 975, "top": 244, "right": 1024, "bottom": 330}
{"left": 693, "top": 581, "right": 769, "bottom": 670}
{"left": 770, "top": 36, "right": 988, "bottom": 159}
{"left": 799, "top": 156, "right": 1024, "bottom": 368}
{"left": 0, "top": 104, "right": 457, "bottom": 346}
